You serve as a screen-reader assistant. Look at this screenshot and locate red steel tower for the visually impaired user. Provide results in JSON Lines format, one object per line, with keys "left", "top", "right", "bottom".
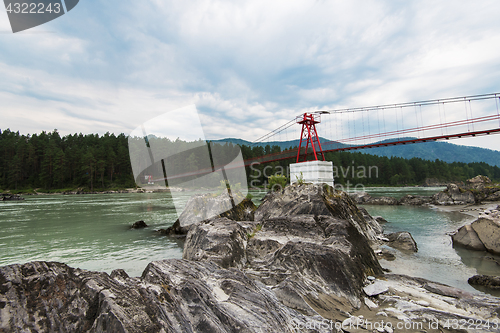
{"left": 296, "top": 113, "right": 325, "bottom": 163}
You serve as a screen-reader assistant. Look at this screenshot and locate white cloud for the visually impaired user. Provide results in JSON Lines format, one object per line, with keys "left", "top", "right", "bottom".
{"left": 1, "top": 0, "right": 500, "bottom": 152}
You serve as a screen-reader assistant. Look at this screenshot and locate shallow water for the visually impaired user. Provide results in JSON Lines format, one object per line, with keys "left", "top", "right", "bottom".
{"left": 0, "top": 192, "right": 187, "bottom": 277}
{"left": 360, "top": 187, "right": 500, "bottom": 295}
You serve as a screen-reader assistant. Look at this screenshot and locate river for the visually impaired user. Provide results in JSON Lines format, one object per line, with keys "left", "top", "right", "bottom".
{"left": 1, "top": 187, "right": 499, "bottom": 295}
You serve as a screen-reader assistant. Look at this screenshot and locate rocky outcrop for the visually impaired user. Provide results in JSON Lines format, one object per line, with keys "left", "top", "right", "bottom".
{"left": 432, "top": 183, "right": 476, "bottom": 205}
{"left": 0, "top": 260, "right": 329, "bottom": 333}
{"left": 131, "top": 220, "right": 148, "bottom": 229}
{"left": 256, "top": 184, "right": 383, "bottom": 241}
{"left": 184, "top": 214, "right": 383, "bottom": 315}
{"left": 433, "top": 176, "right": 500, "bottom": 205}
{"left": 175, "top": 192, "right": 256, "bottom": 227}
{"left": 158, "top": 196, "right": 256, "bottom": 237}
{"left": 468, "top": 274, "right": 500, "bottom": 290}
{"left": 467, "top": 175, "right": 492, "bottom": 189}
{"left": 398, "top": 194, "right": 433, "bottom": 206}
{"left": 349, "top": 192, "right": 433, "bottom": 206}
{"left": 385, "top": 231, "right": 418, "bottom": 252}
{"left": 0, "top": 194, "right": 24, "bottom": 201}
{"left": 2, "top": 183, "right": 499, "bottom": 332}
{"left": 350, "top": 176, "right": 500, "bottom": 206}
{"left": 452, "top": 206, "right": 500, "bottom": 254}
{"left": 349, "top": 192, "right": 398, "bottom": 205}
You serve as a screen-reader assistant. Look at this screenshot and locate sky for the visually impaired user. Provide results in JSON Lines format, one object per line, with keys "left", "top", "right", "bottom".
{"left": 1, "top": 0, "right": 500, "bottom": 151}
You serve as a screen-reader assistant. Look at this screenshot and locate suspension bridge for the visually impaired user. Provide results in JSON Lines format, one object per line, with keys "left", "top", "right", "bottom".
{"left": 245, "top": 92, "right": 500, "bottom": 166}
{"left": 132, "top": 92, "right": 500, "bottom": 185}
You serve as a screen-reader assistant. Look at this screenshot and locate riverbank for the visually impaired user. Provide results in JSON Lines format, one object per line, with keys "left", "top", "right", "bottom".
{"left": 1, "top": 186, "right": 187, "bottom": 196}
{"left": 433, "top": 202, "right": 500, "bottom": 219}
{"left": 2, "top": 184, "right": 499, "bottom": 332}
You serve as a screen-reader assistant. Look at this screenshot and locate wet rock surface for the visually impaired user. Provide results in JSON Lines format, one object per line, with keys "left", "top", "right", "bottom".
{"left": 131, "top": 220, "right": 148, "bottom": 229}
{"left": 0, "top": 194, "right": 24, "bottom": 201}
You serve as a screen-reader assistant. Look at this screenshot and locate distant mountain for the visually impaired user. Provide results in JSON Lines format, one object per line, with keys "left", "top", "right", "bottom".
{"left": 210, "top": 137, "right": 335, "bottom": 151}
{"left": 211, "top": 137, "right": 500, "bottom": 167}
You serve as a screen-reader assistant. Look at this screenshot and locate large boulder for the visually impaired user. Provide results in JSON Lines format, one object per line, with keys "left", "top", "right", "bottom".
{"left": 348, "top": 192, "right": 398, "bottom": 205}
{"left": 255, "top": 183, "right": 383, "bottom": 241}
{"left": 398, "top": 194, "right": 433, "bottom": 206}
{"left": 176, "top": 192, "right": 256, "bottom": 227}
{"left": 432, "top": 184, "right": 475, "bottom": 205}
{"left": 183, "top": 217, "right": 248, "bottom": 269}
{"left": 452, "top": 207, "right": 500, "bottom": 254}
{"left": 468, "top": 274, "right": 500, "bottom": 289}
{"left": 385, "top": 231, "right": 418, "bottom": 252}
{"left": 184, "top": 210, "right": 383, "bottom": 317}
{"left": 470, "top": 216, "right": 500, "bottom": 254}
{"left": 452, "top": 224, "right": 487, "bottom": 251}
{"left": 467, "top": 175, "right": 492, "bottom": 190}
{"left": 159, "top": 196, "right": 256, "bottom": 237}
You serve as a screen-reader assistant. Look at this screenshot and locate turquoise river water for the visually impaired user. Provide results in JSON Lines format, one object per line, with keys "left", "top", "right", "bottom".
{"left": 1, "top": 187, "right": 499, "bottom": 295}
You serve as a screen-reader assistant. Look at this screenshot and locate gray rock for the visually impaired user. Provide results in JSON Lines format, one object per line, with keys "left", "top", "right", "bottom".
{"left": 467, "top": 175, "right": 492, "bottom": 189}
{"left": 363, "top": 281, "right": 389, "bottom": 296}
{"left": 177, "top": 193, "right": 256, "bottom": 227}
{"left": 255, "top": 183, "right": 383, "bottom": 241}
{"left": 432, "top": 184, "right": 476, "bottom": 205}
{"left": 364, "top": 297, "right": 378, "bottom": 309}
{"left": 398, "top": 194, "right": 432, "bottom": 205}
{"left": 365, "top": 196, "right": 398, "bottom": 205}
{"left": 452, "top": 224, "right": 487, "bottom": 251}
{"left": 486, "top": 190, "right": 500, "bottom": 201}
{"left": 184, "top": 213, "right": 383, "bottom": 316}
{"left": 0, "top": 261, "right": 159, "bottom": 332}
{"left": 374, "top": 216, "right": 388, "bottom": 224}
{"left": 471, "top": 216, "right": 500, "bottom": 254}
{"left": 131, "top": 220, "right": 148, "bottom": 229}
{"left": 385, "top": 231, "right": 418, "bottom": 252}
{"left": 0, "top": 260, "right": 338, "bottom": 333}
{"left": 452, "top": 212, "right": 500, "bottom": 254}
{"left": 423, "top": 282, "right": 473, "bottom": 299}
{"left": 349, "top": 191, "right": 371, "bottom": 204}
{"left": 183, "top": 217, "right": 248, "bottom": 269}
{"left": 161, "top": 196, "right": 256, "bottom": 237}
{"left": 375, "top": 248, "right": 396, "bottom": 261}
{"left": 0, "top": 194, "right": 24, "bottom": 201}
{"left": 468, "top": 274, "right": 500, "bottom": 289}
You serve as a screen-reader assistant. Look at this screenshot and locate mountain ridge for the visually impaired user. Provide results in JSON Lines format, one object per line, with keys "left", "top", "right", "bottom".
{"left": 210, "top": 137, "right": 500, "bottom": 166}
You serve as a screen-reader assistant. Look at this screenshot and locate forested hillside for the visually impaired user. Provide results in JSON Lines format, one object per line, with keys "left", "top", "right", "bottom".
{"left": 240, "top": 144, "right": 500, "bottom": 187}
{"left": 1, "top": 129, "right": 500, "bottom": 192}
{"left": 0, "top": 129, "right": 134, "bottom": 191}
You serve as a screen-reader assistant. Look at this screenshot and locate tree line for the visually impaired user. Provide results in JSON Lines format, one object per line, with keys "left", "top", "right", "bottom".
{"left": 1, "top": 128, "right": 499, "bottom": 192}
{"left": 0, "top": 129, "right": 133, "bottom": 191}
{"left": 240, "top": 144, "right": 500, "bottom": 187}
